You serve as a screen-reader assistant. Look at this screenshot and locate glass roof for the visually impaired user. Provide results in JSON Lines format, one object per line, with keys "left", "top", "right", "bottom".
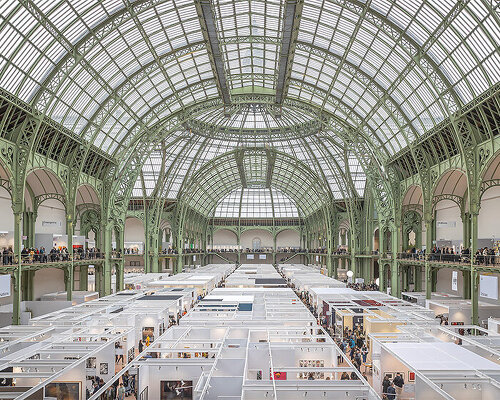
{"left": 0, "top": 0, "right": 498, "bottom": 204}
{"left": 214, "top": 187, "right": 300, "bottom": 218}
{"left": 176, "top": 148, "right": 331, "bottom": 217}
{"left": 133, "top": 128, "right": 363, "bottom": 203}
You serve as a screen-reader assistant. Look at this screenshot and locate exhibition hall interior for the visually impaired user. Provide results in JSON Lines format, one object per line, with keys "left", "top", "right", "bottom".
{"left": 0, "top": 0, "right": 499, "bottom": 399}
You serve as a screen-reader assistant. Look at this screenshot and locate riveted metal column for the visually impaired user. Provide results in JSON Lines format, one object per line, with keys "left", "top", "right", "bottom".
{"left": 424, "top": 217, "right": 433, "bottom": 300}
{"left": 102, "top": 223, "right": 113, "bottom": 296}
{"left": 378, "top": 224, "right": 385, "bottom": 292}
{"left": 414, "top": 265, "right": 422, "bottom": 291}
{"left": 80, "top": 264, "right": 88, "bottom": 291}
{"left": 115, "top": 227, "right": 125, "bottom": 292}
{"left": 272, "top": 234, "right": 277, "bottom": 266}
{"left": 22, "top": 211, "right": 35, "bottom": 301}
{"left": 462, "top": 270, "right": 471, "bottom": 300}
{"left": 462, "top": 211, "right": 471, "bottom": 299}
{"left": 65, "top": 215, "right": 74, "bottom": 301}
{"left": 470, "top": 211, "right": 479, "bottom": 325}
{"left": 390, "top": 226, "right": 400, "bottom": 298}
{"left": 12, "top": 211, "right": 22, "bottom": 325}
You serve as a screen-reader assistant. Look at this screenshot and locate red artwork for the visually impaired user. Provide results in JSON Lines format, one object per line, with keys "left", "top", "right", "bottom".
{"left": 270, "top": 371, "right": 287, "bottom": 380}
{"left": 409, "top": 371, "right": 416, "bottom": 382}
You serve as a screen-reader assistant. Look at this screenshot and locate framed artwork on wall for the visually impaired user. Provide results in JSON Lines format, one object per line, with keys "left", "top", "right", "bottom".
{"left": 160, "top": 380, "right": 193, "bottom": 399}
{"left": 128, "top": 347, "right": 135, "bottom": 362}
{"left": 86, "top": 357, "right": 96, "bottom": 369}
{"left": 99, "top": 362, "right": 108, "bottom": 375}
{"left": 45, "top": 382, "right": 80, "bottom": 400}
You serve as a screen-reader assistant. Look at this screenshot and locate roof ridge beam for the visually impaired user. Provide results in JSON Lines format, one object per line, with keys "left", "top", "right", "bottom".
{"left": 276, "top": 0, "right": 303, "bottom": 104}
{"left": 197, "top": 0, "right": 231, "bottom": 106}
{"left": 235, "top": 150, "right": 248, "bottom": 188}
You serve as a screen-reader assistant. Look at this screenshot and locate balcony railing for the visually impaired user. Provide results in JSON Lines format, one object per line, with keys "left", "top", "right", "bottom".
{"left": 0, "top": 251, "right": 124, "bottom": 266}
{"left": 397, "top": 252, "right": 500, "bottom": 267}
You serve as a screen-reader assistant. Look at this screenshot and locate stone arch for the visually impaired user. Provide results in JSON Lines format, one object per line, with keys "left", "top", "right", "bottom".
{"left": 25, "top": 168, "right": 66, "bottom": 212}
{"left": 478, "top": 149, "right": 500, "bottom": 244}
{"left": 432, "top": 169, "right": 468, "bottom": 212}
{"left": 76, "top": 184, "right": 101, "bottom": 243}
{"left": 124, "top": 216, "right": 145, "bottom": 254}
{"left": 402, "top": 210, "right": 422, "bottom": 250}
{"left": 276, "top": 228, "right": 300, "bottom": 250}
{"left": 373, "top": 228, "right": 380, "bottom": 253}
{"left": 432, "top": 169, "right": 468, "bottom": 251}
{"left": 0, "top": 159, "right": 12, "bottom": 198}
{"left": 480, "top": 148, "right": 500, "bottom": 199}
{"left": 25, "top": 168, "right": 67, "bottom": 241}
{"left": 402, "top": 185, "right": 423, "bottom": 213}
{"left": 76, "top": 184, "right": 101, "bottom": 209}
{"left": 240, "top": 229, "right": 273, "bottom": 251}
{"left": 211, "top": 228, "right": 238, "bottom": 251}
{"left": 0, "top": 158, "right": 13, "bottom": 250}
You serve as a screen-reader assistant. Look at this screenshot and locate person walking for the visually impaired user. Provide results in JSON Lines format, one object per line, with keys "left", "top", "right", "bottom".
{"left": 361, "top": 344, "right": 368, "bottom": 364}
{"left": 386, "top": 382, "right": 396, "bottom": 400}
{"left": 382, "top": 375, "right": 391, "bottom": 397}
{"left": 116, "top": 383, "right": 125, "bottom": 400}
{"left": 393, "top": 372, "right": 404, "bottom": 396}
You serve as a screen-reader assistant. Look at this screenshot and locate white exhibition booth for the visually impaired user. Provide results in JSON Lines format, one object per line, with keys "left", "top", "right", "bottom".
{"left": 374, "top": 341, "right": 500, "bottom": 399}
{"left": 426, "top": 298, "right": 500, "bottom": 326}
{"left": 402, "top": 291, "right": 461, "bottom": 307}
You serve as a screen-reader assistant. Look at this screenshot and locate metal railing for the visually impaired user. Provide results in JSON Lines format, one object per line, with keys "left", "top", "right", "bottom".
{"left": 397, "top": 252, "right": 500, "bottom": 266}
{"left": 0, "top": 251, "right": 124, "bottom": 266}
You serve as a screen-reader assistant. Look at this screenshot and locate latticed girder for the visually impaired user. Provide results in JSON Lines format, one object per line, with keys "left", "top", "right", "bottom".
{"left": 177, "top": 147, "right": 332, "bottom": 218}
{"left": 1, "top": 0, "right": 496, "bottom": 158}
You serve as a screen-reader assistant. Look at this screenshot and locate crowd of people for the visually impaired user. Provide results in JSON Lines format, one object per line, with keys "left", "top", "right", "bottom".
{"left": 88, "top": 374, "right": 133, "bottom": 400}
{"left": 381, "top": 373, "right": 405, "bottom": 400}
{"left": 1, "top": 246, "right": 103, "bottom": 264}
{"left": 335, "top": 326, "right": 368, "bottom": 375}
{"left": 85, "top": 292, "right": 201, "bottom": 399}
{"left": 399, "top": 245, "right": 499, "bottom": 265}
{"left": 346, "top": 281, "right": 379, "bottom": 291}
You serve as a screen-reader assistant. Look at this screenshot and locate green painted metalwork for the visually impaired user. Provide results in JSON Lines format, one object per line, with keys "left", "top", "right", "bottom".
{"left": 0, "top": 0, "right": 497, "bottom": 324}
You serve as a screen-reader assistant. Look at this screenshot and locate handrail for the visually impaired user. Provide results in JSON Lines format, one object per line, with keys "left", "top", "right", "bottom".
{"left": 397, "top": 252, "right": 500, "bottom": 266}
{"left": 0, "top": 252, "right": 122, "bottom": 266}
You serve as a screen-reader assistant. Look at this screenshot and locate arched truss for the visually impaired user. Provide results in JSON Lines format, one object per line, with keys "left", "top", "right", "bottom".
{"left": 0, "top": 159, "right": 13, "bottom": 197}
{"left": 402, "top": 210, "right": 421, "bottom": 235}
{"left": 75, "top": 184, "right": 101, "bottom": 217}
{"left": 431, "top": 169, "right": 468, "bottom": 212}
{"left": 480, "top": 149, "right": 500, "bottom": 198}
{"left": 178, "top": 148, "right": 332, "bottom": 219}
{"left": 401, "top": 185, "right": 424, "bottom": 215}
{"left": 25, "top": 168, "right": 66, "bottom": 212}
{"left": 0, "top": 0, "right": 498, "bottom": 213}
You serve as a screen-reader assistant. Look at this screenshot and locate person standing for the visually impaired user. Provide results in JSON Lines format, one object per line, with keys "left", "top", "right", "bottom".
{"left": 393, "top": 372, "right": 404, "bottom": 396}
{"left": 386, "top": 382, "right": 396, "bottom": 400}
{"left": 116, "top": 383, "right": 125, "bottom": 400}
{"left": 361, "top": 344, "right": 368, "bottom": 364}
{"left": 382, "top": 375, "right": 391, "bottom": 397}
{"left": 138, "top": 339, "right": 144, "bottom": 353}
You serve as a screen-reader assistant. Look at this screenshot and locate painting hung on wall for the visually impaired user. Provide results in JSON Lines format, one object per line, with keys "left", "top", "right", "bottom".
{"left": 142, "top": 326, "right": 154, "bottom": 342}
{"left": 99, "top": 362, "right": 108, "bottom": 375}
{"left": 45, "top": 382, "right": 80, "bottom": 400}
{"left": 128, "top": 347, "right": 135, "bottom": 362}
{"left": 86, "top": 357, "right": 96, "bottom": 369}
{"left": 408, "top": 371, "right": 416, "bottom": 382}
{"left": 160, "top": 380, "right": 193, "bottom": 399}
{"left": 270, "top": 371, "right": 287, "bottom": 380}
{"left": 298, "top": 360, "right": 325, "bottom": 379}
